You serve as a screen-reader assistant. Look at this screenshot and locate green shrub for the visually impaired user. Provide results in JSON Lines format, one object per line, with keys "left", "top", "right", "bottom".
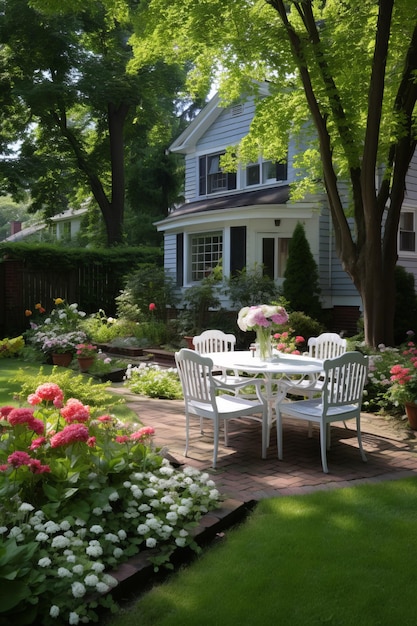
{"left": 282, "top": 222, "right": 322, "bottom": 320}
{"left": 226, "top": 264, "right": 280, "bottom": 308}
{"left": 12, "top": 367, "right": 124, "bottom": 413}
{"left": 122, "top": 264, "right": 179, "bottom": 323}
{"left": 125, "top": 364, "right": 183, "bottom": 399}
{"left": 0, "top": 336, "right": 25, "bottom": 358}
{"left": 285, "top": 311, "right": 325, "bottom": 342}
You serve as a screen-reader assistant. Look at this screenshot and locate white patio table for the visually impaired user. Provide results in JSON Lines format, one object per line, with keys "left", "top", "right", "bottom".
{"left": 205, "top": 350, "right": 324, "bottom": 434}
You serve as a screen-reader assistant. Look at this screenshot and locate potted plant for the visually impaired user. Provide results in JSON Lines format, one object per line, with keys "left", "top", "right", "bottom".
{"left": 388, "top": 340, "right": 417, "bottom": 429}
{"left": 75, "top": 342, "right": 98, "bottom": 372}
{"left": 88, "top": 353, "right": 129, "bottom": 382}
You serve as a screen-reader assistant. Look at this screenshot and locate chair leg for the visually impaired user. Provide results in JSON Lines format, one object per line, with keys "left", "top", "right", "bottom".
{"left": 319, "top": 424, "right": 329, "bottom": 473}
{"left": 356, "top": 416, "right": 367, "bottom": 462}
{"left": 184, "top": 413, "right": 190, "bottom": 458}
{"left": 276, "top": 409, "right": 283, "bottom": 460}
{"left": 213, "top": 421, "right": 220, "bottom": 469}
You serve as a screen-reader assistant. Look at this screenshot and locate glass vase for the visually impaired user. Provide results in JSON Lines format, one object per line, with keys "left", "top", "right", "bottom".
{"left": 255, "top": 327, "right": 273, "bottom": 361}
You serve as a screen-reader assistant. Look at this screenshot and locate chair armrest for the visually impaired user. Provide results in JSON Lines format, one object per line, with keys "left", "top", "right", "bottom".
{"left": 212, "top": 376, "right": 267, "bottom": 404}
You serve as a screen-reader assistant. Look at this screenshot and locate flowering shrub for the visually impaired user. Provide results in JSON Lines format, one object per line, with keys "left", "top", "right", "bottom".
{"left": 25, "top": 300, "right": 88, "bottom": 357}
{"left": 387, "top": 339, "right": 417, "bottom": 407}
{"left": 125, "top": 364, "right": 183, "bottom": 399}
{"left": 273, "top": 330, "right": 306, "bottom": 354}
{"left": 0, "top": 382, "right": 220, "bottom": 625}
{"left": 0, "top": 335, "right": 25, "bottom": 358}
{"left": 30, "top": 329, "right": 88, "bottom": 355}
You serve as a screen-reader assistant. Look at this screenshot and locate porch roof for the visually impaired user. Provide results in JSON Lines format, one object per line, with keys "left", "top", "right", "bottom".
{"left": 167, "top": 185, "right": 290, "bottom": 219}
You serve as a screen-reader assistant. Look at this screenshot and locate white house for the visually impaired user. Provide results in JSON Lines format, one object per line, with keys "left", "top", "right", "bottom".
{"left": 3, "top": 207, "right": 87, "bottom": 243}
{"left": 156, "top": 87, "right": 417, "bottom": 334}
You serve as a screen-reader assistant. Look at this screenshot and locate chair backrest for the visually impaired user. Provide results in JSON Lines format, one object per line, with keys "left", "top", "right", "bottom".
{"left": 175, "top": 348, "right": 216, "bottom": 408}
{"left": 308, "top": 333, "right": 347, "bottom": 359}
{"left": 193, "top": 329, "right": 236, "bottom": 354}
{"left": 322, "top": 352, "right": 368, "bottom": 409}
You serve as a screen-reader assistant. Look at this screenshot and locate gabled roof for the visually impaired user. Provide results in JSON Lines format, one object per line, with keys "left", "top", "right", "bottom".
{"left": 169, "top": 93, "right": 223, "bottom": 155}
{"left": 169, "top": 81, "right": 270, "bottom": 155}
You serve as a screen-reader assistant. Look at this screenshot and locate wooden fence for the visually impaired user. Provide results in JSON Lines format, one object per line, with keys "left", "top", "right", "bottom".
{"left": 0, "top": 258, "right": 123, "bottom": 337}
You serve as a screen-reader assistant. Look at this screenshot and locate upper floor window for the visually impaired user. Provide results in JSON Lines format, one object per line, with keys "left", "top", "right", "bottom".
{"left": 190, "top": 231, "right": 223, "bottom": 281}
{"left": 246, "top": 159, "right": 288, "bottom": 187}
{"left": 399, "top": 211, "right": 416, "bottom": 253}
{"left": 199, "top": 153, "right": 237, "bottom": 195}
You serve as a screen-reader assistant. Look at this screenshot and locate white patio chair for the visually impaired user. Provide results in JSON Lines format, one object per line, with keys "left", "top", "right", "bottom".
{"left": 275, "top": 351, "right": 368, "bottom": 473}
{"left": 284, "top": 332, "right": 347, "bottom": 436}
{"left": 192, "top": 330, "right": 245, "bottom": 384}
{"left": 175, "top": 348, "right": 268, "bottom": 468}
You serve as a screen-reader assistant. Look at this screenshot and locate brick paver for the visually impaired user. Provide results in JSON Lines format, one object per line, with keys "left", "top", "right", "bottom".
{"left": 111, "top": 386, "right": 417, "bottom": 502}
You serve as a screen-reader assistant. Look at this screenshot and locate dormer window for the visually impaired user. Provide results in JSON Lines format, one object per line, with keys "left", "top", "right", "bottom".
{"left": 246, "top": 159, "right": 288, "bottom": 187}
{"left": 199, "top": 153, "right": 237, "bottom": 195}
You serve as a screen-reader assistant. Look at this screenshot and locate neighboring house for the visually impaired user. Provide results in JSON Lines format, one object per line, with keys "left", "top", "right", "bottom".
{"left": 2, "top": 208, "right": 87, "bottom": 243}
{"left": 156, "top": 88, "right": 417, "bottom": 334}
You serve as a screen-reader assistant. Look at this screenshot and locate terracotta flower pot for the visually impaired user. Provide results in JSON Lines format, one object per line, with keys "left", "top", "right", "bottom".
{"left": 52, "top": 352, "right": 73, "bottom": 367}
{"left": 405, "top": 402, "right": 417, "bottom": 430}
{"left": 77, "top": 356, "right": 95, "bottom": 372}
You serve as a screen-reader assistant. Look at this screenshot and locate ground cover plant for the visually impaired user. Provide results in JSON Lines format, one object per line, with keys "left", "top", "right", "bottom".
{"left": 0, "top": 360, "right": 221, "bottom": 625}
{"left": 124, "top": 364, "right": 183, "bottom": 400}
{"left": 104, "top": 477, "right": 417, "bottom": 626}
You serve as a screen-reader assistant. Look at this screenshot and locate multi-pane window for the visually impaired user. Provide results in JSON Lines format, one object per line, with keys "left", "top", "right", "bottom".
{"left": 399, "top": 211, "right": 416, "bottom": 253}
{"left": 199, "top": 153, "right": 237, "bottom": 195}
{"left": 190, "top": 232, "right": 223, "bottom": 281}
{"left": 246, "top": 159, "right": 288, "bottom": 187}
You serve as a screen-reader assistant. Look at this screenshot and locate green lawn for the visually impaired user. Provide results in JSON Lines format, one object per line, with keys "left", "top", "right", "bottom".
{"left": 105, "top": 477, "right": 417, "bottom": 626}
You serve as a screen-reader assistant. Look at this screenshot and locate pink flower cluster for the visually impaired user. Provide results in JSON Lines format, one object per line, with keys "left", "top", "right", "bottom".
{"left": 6, "top": 451, "right": 50, "bottom": 474}
{"left": 390, "top": 364, "right": 413, "bottom": 385}
{"left": 116, "top": 426, "right": 155, "bottom": 444}
{"left": 50, "top": 423, "right": 90, "bottom": 448}
{"left": 130, "top": 426, "right": 155, "bottom": 441}
{"left": 60, "top": 398, "right": 90, "bottom": 424}
{"left": 28, "top": 383, "right": 64, "bottom": 408}
{"left": 7, "top": 408, "right": 44, "bottom": 435}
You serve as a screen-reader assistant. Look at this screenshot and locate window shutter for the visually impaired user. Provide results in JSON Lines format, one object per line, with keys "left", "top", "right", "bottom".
{"left": 176, "top": 233, "right": 184, "bottom": 286}
{"left": 199, "top": 157, "right": 206, "bottom": 195}
{"left": 230, "top": 226, "right": 246, "bottom": 275}
{"left": 276, "top": 161, "right": 288, "bottom": 181}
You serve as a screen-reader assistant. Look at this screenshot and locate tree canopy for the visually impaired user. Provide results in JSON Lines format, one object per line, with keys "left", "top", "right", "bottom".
{"left": 127, "top": 0, "right": 417, "bottom": 346}
{"left": 0, "top": 0, "right": 192, "bottom": 246}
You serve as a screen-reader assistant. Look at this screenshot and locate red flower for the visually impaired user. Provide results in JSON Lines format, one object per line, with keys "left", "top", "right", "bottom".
{"left": 50, "top": 424, "right": 90, "bottom": 448}
{"left": 8, "top": 451, "right": 32, "bottom": 467}
{"left": 28, "top": 394, "right": 42, "bottom": 406}
{"left": 0, "top": 406, "right": 15, "bottom": 418}
{"left": 28, "top": 459, "right": 50, "bottom": 474}
{"left": 115, "top": 435, "right": 130, "bottom": 444}
{"left": 149, "top": 302, "right": 156, "bottom": 311}
{"left": 60, "top": 398, "right": 90, "bottom": 424}
{"left": 8, "top": 408, "right": 35, "bottom": 427}
{"left": 87, "top": 436, "right": 96, "bottom": 447}
{"left": 34, "top": 383, "right": 64, "bottom": 405}
{"left": 28, "top": 417, "right": 45, "bottom": 435}
{"left": 29, "top": 437, "right": 47, "bottom": 450}
{"left": 130, "top": 426, "right": 155, "bottom": 441}
{"left": 97, "top": 414, "right": 113, "bottom": 423}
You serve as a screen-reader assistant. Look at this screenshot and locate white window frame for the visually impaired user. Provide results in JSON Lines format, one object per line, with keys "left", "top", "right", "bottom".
{"left": 245, "top": 158, "right": 288, "bottom": 188}
{"left": 188, "top": 231, "right": 223, "bottom": 282}
{"left": 399, "top": 209, "right": 417, "bottom": 256}
{"left": 258, "top": 234, "right": 291, "bottom": 280}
